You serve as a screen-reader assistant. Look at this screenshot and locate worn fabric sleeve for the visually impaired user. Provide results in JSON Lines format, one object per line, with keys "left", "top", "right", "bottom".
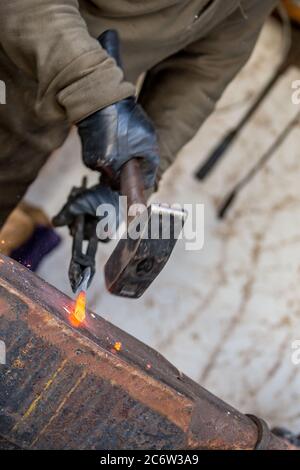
{"left": 139, "top": 0, "right": 277, "bottom": 180}
{"left": 0, "top": 0, "right": 135, "bottom": 124}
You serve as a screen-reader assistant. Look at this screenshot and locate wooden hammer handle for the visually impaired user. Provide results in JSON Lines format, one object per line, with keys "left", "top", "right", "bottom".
{"left": 98, "top": 31, "right": 146, "bottom": 210}
{"left": 120, "top": 158, "right": 146, "bottom": 209}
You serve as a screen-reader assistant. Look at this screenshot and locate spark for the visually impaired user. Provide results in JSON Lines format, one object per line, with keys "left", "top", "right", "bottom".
{"left": 113, "top": 341, "right": 122, "bottom": 352}
{"left": 69, "top": 291, "right": 86, "bottom": 328}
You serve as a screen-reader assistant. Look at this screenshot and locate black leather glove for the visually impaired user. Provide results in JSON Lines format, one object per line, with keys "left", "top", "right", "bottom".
{"left": 78, "top": 98, "right": 159, "bottom": 190}
{"left": 53, "top": 184, "right": 120, "bottom": 242}
{"left": 77, "top": 30, "right": 160, "bottom": 190}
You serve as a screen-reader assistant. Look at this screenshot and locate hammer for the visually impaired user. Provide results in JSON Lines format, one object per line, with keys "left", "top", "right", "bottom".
{"left": 100, "top": 30, "right": 187, "bottom": 298}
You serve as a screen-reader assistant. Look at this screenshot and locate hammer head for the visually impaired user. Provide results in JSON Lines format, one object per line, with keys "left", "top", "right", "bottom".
{"left": 104, "top": 204, "right": 186, "bottom": 298}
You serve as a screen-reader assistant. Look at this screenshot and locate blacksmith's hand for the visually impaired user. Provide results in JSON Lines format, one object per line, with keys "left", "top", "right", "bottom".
{"left": 53, "top": 184, "right": 120, "bottom": 243}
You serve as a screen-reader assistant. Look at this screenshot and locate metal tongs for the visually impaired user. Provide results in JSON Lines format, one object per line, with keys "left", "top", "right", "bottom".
{"left": 68, "top": 177, "right": 98, "bottom": 293}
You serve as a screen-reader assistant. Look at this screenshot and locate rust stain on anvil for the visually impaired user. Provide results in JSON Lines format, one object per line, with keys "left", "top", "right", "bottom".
{"left": 0, "top": 254, "right": 293, "bottom": 450}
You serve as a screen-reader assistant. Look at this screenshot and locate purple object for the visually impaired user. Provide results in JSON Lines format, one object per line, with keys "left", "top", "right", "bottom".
{"left": 11, "top": 225, "right": 61, "bottom": 272}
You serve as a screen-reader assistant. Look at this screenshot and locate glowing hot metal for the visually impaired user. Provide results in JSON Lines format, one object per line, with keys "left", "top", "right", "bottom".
{"left": 69, "top": 267, "right": 91, "bottom": 328}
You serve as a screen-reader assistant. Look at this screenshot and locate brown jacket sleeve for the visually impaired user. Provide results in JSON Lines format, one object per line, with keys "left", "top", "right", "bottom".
{"left": 0, "top": 0, "right": 135, "bottom": 124}
{"left": 139, "top": 0, "right": 277, "bottom": 180}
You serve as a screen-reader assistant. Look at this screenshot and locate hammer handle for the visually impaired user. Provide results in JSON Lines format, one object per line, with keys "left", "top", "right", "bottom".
{"left": 120, "top": 158, "right": 146, "bottom": 208}
{"left": 98, "top": 31, "right": 146, "bottom": 210}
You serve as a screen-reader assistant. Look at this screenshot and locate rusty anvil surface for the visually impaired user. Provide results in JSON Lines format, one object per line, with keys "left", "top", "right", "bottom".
{"left": 0, "top": 254, "right": 292, "bottom": 450}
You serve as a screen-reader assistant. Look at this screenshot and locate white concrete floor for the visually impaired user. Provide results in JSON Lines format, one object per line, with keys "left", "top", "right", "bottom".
{"left": 26, "top": 21, "right": 300, "bottom": 432}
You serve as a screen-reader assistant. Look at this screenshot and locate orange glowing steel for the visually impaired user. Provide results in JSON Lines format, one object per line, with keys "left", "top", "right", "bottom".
{"left": 70, "top": 291, "right": 86, "bottom": 327}
{"left": 113, "top": 341, "right": 122, "bottom": 352}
